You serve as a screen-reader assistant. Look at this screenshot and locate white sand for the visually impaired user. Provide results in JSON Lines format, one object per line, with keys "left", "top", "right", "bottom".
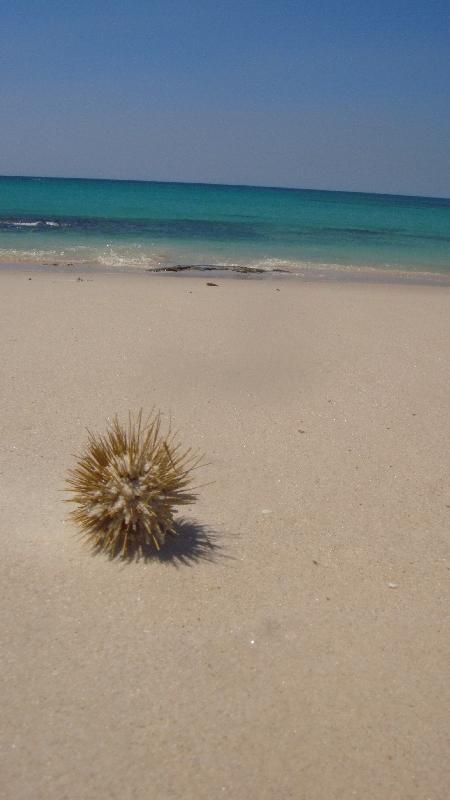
{"left": 0, "top": 269, "right": 449, "bottom": 799}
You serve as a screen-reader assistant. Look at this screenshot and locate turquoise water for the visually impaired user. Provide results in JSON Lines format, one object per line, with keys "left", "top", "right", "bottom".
{"left": 0, "top": 175, "right": 449, "bottom": 275}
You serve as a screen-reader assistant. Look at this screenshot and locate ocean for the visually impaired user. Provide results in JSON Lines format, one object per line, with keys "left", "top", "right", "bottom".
{"left": 0, "top": 175, "right": 449, "bottom": 277}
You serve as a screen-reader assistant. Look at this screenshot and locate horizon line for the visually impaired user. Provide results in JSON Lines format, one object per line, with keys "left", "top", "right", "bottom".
{"left": 0, "top": 173, "right": 449, "bottom": 203}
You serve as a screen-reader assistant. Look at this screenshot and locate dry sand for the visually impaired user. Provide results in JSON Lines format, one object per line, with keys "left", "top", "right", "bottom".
{"left": 0, "top": 268, "right": 449, "bottom": 800}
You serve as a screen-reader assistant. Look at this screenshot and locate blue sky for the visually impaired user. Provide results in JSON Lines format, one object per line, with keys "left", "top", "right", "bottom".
{"left": 0, "top": 0, "right": 448, "bottom": 196}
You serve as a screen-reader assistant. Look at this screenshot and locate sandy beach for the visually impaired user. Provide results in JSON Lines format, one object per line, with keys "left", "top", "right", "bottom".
{"left": 0, "top": 267, "right": 449, "bottom": 800}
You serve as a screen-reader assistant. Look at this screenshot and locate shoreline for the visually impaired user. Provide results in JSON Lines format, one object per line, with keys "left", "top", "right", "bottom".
{"left": 1, "top": 259, "right": 450, "bottom": 286}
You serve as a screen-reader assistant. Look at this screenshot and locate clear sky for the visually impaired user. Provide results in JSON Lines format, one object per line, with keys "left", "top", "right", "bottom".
{"left": 0, "top": 0, "right": 449, "bottom": 196}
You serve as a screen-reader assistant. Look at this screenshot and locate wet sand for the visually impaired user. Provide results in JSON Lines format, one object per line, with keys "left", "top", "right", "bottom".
{"left": 0, "top": 268, "right": 449, "bottom": 799}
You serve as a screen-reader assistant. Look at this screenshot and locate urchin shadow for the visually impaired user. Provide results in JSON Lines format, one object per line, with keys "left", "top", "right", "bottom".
{"left": 99, "top": 517, "right": 224, "bottom": 566}
{"left": 159, "top": 518, "right": 222, "bottom": 566}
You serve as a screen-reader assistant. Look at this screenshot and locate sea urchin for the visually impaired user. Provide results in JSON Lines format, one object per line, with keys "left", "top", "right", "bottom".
{"left": 66, "top": 411, "right": 201, "bottom": 557}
